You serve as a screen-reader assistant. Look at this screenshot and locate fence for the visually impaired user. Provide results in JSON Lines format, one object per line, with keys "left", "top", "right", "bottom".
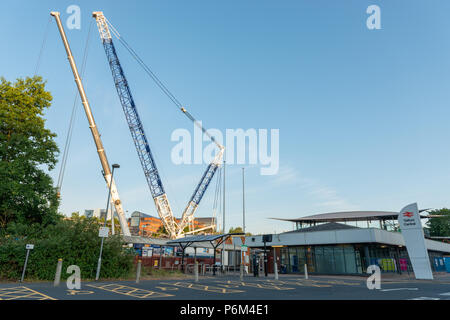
{"left": 135, "top": 256, "right": 217, "bottom": 273}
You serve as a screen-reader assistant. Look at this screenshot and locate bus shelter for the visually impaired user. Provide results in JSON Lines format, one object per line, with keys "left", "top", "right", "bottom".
{"left": 167, "top": 233, "right": 244, "bottom": 275}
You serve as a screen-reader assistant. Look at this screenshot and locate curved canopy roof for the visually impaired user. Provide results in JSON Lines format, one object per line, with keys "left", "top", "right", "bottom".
{"left": 271, "top": 210, "right": 430, "bottom": 224}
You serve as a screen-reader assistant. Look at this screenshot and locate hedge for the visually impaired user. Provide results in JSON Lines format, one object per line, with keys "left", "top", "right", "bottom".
{"left": 0, "top": 217, "right": 134, "bottom": 281}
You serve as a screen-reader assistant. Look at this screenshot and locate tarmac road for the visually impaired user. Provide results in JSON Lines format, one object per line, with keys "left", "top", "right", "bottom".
{"left": 0, "top": 274, "right": 450, "bottom": 300}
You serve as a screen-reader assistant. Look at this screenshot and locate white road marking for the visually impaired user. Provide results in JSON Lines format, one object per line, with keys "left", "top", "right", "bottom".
{"left": 381, "top": 288, "right": 419, "bottom": 292}
{"left": 409, "top": 297, "right": 440, "bottom": 300}
{"left": 439, "top": 292, "right": 450, "bottom": 296}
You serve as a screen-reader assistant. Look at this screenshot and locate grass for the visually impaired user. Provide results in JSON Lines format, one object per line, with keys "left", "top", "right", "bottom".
{"left": 139, "top": 266, "right": 189, "bottom": 280}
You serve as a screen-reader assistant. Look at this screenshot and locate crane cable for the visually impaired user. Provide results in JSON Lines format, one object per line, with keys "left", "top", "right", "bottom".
{"left": 56, "top": 20, "right": 94, "bottom": 195}
{"left": 104, "top": 18, "right": 223, "bottom": 150}
{"left": 34, "top": 16, "right": 52, "bottom": 76}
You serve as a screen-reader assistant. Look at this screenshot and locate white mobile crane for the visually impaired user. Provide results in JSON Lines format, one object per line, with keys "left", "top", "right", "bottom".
{"left": 50, "top": 12, "right": 131, "bottom": 236}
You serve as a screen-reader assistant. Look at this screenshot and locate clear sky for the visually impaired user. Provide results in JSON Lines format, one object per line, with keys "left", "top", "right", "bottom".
{"left": 2, "top": 1, "right": 450, "bottom": 235}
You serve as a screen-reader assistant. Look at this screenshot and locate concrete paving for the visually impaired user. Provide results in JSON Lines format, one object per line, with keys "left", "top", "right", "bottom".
{"left": 1, "top": 273, "right": 450, "bottom": 300}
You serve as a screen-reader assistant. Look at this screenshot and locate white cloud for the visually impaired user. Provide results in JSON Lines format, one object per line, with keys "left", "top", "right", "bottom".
{"left": 300, "top": 179, "right": 359, "bottom": 212}
{"left": 271, "top": 165, "right": 359, "bottom": 212}
{"left": 271, "top": 165, "right": 299, "bottom": 185}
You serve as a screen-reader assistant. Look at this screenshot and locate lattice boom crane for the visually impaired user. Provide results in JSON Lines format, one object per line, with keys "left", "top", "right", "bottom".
{"left": 92, "top": 12, "right": 224, "bottom": 239}
{"left": 93, "top": 12, "right": 178, "bottom": 238}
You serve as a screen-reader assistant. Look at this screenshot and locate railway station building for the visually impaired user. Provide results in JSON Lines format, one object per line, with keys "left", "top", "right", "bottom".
{"left": 241, "top": 211, "right": 450, "bottom": 275}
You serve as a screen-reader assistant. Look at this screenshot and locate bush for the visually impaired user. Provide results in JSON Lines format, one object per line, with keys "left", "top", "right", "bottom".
{"left": 0, "top": 217, "right": 134, "bottom": 281}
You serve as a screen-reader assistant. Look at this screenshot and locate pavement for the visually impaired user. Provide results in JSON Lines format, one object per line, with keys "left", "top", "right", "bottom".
{"left": 1, "top": 273, "right": 450, "bottom": 300}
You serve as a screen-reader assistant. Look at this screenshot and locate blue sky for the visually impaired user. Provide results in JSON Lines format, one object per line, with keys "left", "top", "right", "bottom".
{"left": 2, "top": 1, "right": 450, "bottom": 234}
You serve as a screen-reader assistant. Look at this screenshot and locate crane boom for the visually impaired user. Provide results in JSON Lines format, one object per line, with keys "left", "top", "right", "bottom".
{"left": 92, "top": 12, "right": 178, "bottom": 238}
{"left": 50, "top": 12, "right": 131, "bottom": 236}
{"left": 176, "top": 147, "right": 224, "bottom": 237}
{"left": 93, "top": 12, "right": 225, "bottom": 238}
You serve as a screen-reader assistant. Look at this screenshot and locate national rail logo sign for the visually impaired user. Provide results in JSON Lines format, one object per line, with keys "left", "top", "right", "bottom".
{"left": 403, "top": 211, "right": 414, "bottom": 218}
{"left": 398, "top": 203, "right": 434, "bottom": 280}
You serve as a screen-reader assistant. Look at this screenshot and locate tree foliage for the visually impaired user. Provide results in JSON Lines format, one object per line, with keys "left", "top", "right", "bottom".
{"left": 0, "top": 76, "right": 59, "bottom": 228}
{"left": 228, "top": 226, "right": 252, "bottom": 236}
{"left": 426, "top": 208, "right": 450, "bottom": 237}
{"left": 0, "top": 217, "right": 134, "bottom": 281}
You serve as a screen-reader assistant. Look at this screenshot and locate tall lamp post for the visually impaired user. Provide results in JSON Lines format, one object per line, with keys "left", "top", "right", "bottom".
{"left": 242, "top": 167, "right": 245, "bottom": 234}
{"left": 222, "top": 160, "right": 226, "bottom": 273}
{"left": 95, "top": 163, "right": 120, "bottom": 281}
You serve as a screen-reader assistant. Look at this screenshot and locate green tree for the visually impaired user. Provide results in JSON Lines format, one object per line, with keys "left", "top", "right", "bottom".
{"left": 0, "top": 76, "right": 59, "bottom": 228}
{"left": 228, "top": 226, "right": 252, "bottom": 236}
{"left": 70, "top": 211, "right": 81, "bottom": 218}
{"left": 151, "top": 225, "right": 168, "bottom": 237}
{"left": 426, "top": 208, "right": 450, "bottom": 237}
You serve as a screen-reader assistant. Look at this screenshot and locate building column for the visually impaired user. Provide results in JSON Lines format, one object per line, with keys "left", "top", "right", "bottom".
{"left": 364, "top": 245, "right": 371, "bottom": 270}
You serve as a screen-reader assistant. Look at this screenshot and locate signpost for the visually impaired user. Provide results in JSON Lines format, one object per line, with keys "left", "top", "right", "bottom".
{"left": 98, "top": 227, "right": 109, "bottom": 238}
{"left": 398, "top": 203, "right": 434, "bottom": 280}
{"left": 21, "top": 244, "right": 34, "bottom": 282}
{"left": 95, "top": 226, "right": 109, "bottom": 281}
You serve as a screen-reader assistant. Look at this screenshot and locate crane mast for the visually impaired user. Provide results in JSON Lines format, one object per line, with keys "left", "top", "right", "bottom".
{"left": 92, "top": 12, "right": 178, "bottom": 238}
{"left": 50, "top": 12, "right": 131, "bottom": 236}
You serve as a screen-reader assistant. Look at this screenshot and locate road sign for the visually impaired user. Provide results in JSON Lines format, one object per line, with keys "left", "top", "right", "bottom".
{"left": 241, "top": 245, "right": 247, "bottom": 252}
{"left": 21, "top": 245, "right": 34, "bottom": 282}
{"left": 98, "top": 227, "right": 109, "bottom": 238}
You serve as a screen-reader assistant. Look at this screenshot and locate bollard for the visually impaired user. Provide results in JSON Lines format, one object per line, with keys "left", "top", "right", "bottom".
{"left": 194, "top": 261, "right": 199, "bottom": 282}
{"left": 54, "top": 259, "right": 63, "bottom": 287}
{"left": 304, "top": 264, "right": 308, "bottom": 280}
{"left": 136, "top": 260, "right": 142, "bottom": 284}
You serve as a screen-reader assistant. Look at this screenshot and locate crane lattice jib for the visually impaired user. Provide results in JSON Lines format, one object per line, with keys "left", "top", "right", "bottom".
{"left": 191, "top": 163, "right": 219, "bottom": 204}
{"left": 101, "top": 39, "right": 164, "bottom": 198}
{"left": 93, "top": 12, "right": 178, "bottom": 237}
{"left": 176, "top": 148, "right": 224, "bottom": 237}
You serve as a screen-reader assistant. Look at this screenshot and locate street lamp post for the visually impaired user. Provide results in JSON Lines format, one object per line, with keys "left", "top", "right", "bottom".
{"left": 242, "top": 167, "right": 245, "bottom": 234}
{"left": 222, "top": 160, "right": 226, "bottom": 273}
{"left": 95, "top": 163, "right": 120, "bottom": 281}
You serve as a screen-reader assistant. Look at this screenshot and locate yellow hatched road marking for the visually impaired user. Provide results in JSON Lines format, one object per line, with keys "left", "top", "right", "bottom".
{"left": 259, "top": 279, "right": 332, "bottom": 288}
{"left": 66, "top": 290, "right": 94, "bottom": 295}
{"left": 0, "top": 286, "right": 56, "bottom": 300}
{"left": 86, "top": 283, "right": 173, "bottom": 299}
{"left": 216, "top": 280, "right": 295, "bottom": 290}
{"left": 323, "top": 280, "right": 360, "bottom": 286}
{"left": 160, "top": 282, "right": 244, "bottom": 294}
{"left": 155, "top": 286, "right": 179, "bottom": 291}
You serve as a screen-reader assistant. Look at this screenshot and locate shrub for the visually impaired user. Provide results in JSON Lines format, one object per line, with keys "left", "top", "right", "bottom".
{"left": 0, "top": 217, "right": 134, "bottom": 281}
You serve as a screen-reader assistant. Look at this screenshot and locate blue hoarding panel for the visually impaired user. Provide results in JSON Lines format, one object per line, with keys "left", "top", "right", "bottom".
{"left": 444, "top": 257, "right": 450, "bottom": 273}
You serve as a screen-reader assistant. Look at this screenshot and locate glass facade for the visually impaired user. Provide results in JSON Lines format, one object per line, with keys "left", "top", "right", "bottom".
{"left": 278, "top": 244, "right": 449, "bottom": 275}
{"left": 280, "top": 244, "right": 361, "bottom": 275}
